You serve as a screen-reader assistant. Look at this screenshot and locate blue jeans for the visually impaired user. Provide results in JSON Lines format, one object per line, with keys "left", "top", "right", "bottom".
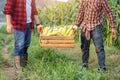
{"left": 81, "top": 24, "right": 106, "bottom": 68}
{"left": 13, "top": 23, "right": 32, "bottom": 56}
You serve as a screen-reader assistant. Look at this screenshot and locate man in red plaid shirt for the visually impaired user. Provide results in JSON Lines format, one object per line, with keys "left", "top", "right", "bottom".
{"left": 75, "top": 0, "right": 117, "bottom": 71}
{"left": 3, "top": 0, "right": 41, "bottom": 71}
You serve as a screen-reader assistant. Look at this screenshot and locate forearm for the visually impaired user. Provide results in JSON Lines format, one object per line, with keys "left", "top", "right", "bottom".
{"left": 5, "top": 15, "right": 13, "bottom": 34}
{"left": 6, "top": 15, "right": 12, "bottom": 25}
{"left": 34, "top": 15, "right": 40, "bottom": 24}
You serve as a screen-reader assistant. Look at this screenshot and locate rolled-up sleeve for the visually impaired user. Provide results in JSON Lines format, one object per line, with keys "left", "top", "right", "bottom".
{"left": 32, "top": 0, "right": 38, "bottom": 15}
{"left": 102, "top": 0, "right": 116, "bottom": 28}
{"left": 3, "top": 0, "right": 14, "bottom": 15}
{"left": 75, "top": 0, "right": 85, "bottom": 27}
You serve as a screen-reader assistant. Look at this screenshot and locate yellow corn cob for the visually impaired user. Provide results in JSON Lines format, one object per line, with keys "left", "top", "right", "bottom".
{"left": 47, "top": 28, "right": 53, "bottom": 36}
{"left": 61, "top": 27, "right": 67, "bottom": 36}
{"left": 68, "top": 30, "right": 74, "bottom": 36}
{"left": 43, "top": 27, "right": 49, "bottom": 35}
{"left": 64, "top": 26, "right": 73, "bottom": 36}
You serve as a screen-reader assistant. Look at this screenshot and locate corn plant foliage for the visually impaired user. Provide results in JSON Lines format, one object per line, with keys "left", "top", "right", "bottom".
{"left": 38, "top": 0, "right": 80, "bottom": 26}
{"left": 102, "top": 0, "right": 120, "bottom": 48}
{"left": 38, "top": 0, "right": 120, "bottom": 48}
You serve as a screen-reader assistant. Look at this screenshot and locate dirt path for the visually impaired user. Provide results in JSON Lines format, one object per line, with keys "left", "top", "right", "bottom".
{"left": 2, "top": 39, "right": 17, "bottom": 80}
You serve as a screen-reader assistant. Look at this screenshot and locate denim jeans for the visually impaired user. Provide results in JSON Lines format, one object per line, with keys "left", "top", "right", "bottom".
{"left": 81, "top": 24, "right": 106, "bottom": 68}
{"left": 13, "top": 23, "right": 32, "bottom": 56}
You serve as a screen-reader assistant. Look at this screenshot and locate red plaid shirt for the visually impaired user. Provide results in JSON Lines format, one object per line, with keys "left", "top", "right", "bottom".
{"left": 75, "top": 0, "right": 115, "bottom": 31}
{"left": 3, "top": 0, "right": 38, "bottom": 32}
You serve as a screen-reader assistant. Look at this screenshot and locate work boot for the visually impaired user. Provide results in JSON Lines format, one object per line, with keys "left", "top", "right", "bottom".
{"left": 82, "top": 63, "right": 88, "bottom": 68}
{"left": 80, "top": 63, "right": 89, "bottom": 71}
{"left": 24, "top": 53, "right": 28, "bottom": 65}
{"left": 14, "top": 56, "right": 21, "bottom": 75}
{"left": 98, "top": 67, "right": 107, "bottom": 73}
{"left": 14, "top": 56, "right": 20, "bottom": 69}
{"left": 20, "top": 53, "right": 28, "bottom": 67}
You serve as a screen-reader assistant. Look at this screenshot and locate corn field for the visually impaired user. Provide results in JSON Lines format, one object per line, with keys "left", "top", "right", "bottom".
{"left": 103, "top": 0, "right": 120, "bottom": 48}
{"left": 38, "top": 0, "right": 80, "bottom": 26}
{"left": 38, "top": 0, "right": 120, "bottom": 48}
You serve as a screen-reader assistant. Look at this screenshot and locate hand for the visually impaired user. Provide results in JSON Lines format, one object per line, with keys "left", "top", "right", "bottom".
{"left": 81, "top": 23, "right": 87, "bottom": 32}
{"left": 6, "top": 23, "right": 13, "bottom": 34}
{"left": 112, "top": 28, "right": 117, "bottom": 38}
{"left": 85, "top": 30, "right": 90, "bottom": 40}
{"left": 73, "top": 25, "right": 78, "bottom": 30}
{"left": 72, "top": 25, "right": 78, "bottom": 35}
{"left": 37, "top": 24, "right": 44, "bottom": 33}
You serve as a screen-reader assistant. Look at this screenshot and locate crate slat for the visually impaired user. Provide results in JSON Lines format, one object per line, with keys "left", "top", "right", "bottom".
{"left": 40, "top": 36, "right": 74, "bottom": 40}
{"left": 40, "top": 35, "right": 75, "bottom": 48}
{"left": 40, "top": 40, "right": 74, "bottom": 44}
{"left": 40, "top": 44, "right": 74, "bottom": 48}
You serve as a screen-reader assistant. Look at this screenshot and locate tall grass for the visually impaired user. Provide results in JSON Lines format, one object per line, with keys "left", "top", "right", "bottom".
{"left": 0, "top": 69, "right": 8, "bottom": 80}
{"left": 0, "top": 26, "right": 12, "bottom": 80}
{"left": 16, "top": 35, "right": 120, "bottom": 80}
{"left": 0, "top": 42, "right": 8, "bottom": 80}
{"left": 0, "top": 25, "right": 120, "bottom": 80}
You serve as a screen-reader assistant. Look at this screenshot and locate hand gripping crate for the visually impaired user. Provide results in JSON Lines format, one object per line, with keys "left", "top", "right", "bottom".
{"left": 40, "top": 35, "right": 74, "bottom": 48}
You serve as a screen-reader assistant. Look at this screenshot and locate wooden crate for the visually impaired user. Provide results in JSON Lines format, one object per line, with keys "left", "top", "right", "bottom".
{"left": 40, "top": 36, "right": 74, "bottom": 48}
